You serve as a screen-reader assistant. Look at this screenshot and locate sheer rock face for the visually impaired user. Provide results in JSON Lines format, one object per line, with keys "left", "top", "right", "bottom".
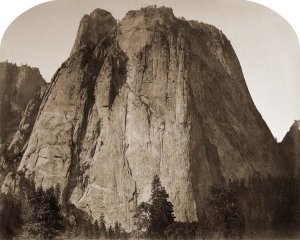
{"left": 280, "top": 120, "right": 300, "bottom": 177}
{"left": 14, "top": 7, "right": 285, "bottom": 229}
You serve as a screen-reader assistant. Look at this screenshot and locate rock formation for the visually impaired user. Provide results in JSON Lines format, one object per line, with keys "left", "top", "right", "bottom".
{"left": 0, "top": 62, "right": 46, "bottom": 181}
{"left": 7, "top": 85, "right": 48, "bottom": 161}
{"left": 0, "top": 63, "right": 45, "bottom": 145}
{"left": 5, "top": 7, "right": 287, "bottom": 229}
{"left": 280, "top": 120, "right": 300, "bottom": 178}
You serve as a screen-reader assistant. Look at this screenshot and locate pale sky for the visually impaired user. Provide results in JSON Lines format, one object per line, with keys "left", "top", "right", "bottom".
{"left": 0, "top": 0, "right": 299, "bottom": 141}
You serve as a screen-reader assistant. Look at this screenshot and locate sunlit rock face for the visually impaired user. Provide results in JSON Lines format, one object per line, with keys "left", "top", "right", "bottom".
{"left": 13, "top": 7, "right": 285, "bottom": 230}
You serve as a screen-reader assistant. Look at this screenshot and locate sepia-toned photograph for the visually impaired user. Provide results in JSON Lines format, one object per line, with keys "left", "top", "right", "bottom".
{"left": 0, "top": 0, "right": 299, "bottom": 239}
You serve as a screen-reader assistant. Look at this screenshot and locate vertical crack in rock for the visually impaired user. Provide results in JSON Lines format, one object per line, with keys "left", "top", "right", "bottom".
{"left": 122, "top": 143, "right": 132, "bottom": 177}
{"left": 62, "top": 71, "right": 97, "bottom": 202}
{"left": 89, "top": 120, "right": 101, "bottom": 160}
{"left": 158, "top": 121, "right": 165, "bottom": 174}
{"left": 108, "top": 54, "right": 128, "bottom": 109}
{"left": 128, "top": 181, "right": 138, "bottom": 205}
{"left": 136, "top": 44, "right": 150, "bottom": 93}
{"left": 63, "top": 37, "right": 118, "bottom": 203}
{"left": 204, "top": 138, "right": 226, "bottom": 187}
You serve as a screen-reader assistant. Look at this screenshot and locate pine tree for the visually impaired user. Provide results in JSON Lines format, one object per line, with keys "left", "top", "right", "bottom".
{"left": 99, "top": 213, "right": 106, "bottom": 238}
{"left": 149, "top": 174, "right": 175, "bottom": 237}
{"left": 107, "top": 226, "right": 114, "bottom": 239}
{"left": 133, "top": 201, "right": 151, "bottom": 237}
{"left": 26, "top": 186, "right": 64, "bottom": 239}
{"left": 94, "top": 220, "right": 100, "bottom": 239}
{"left": 84, "top": 221, "right": 93, "bottom": 238}
{"left": 114, "top": 221, "right": 121, "bottom": 239}
{"left": 0, "top": 192, "right": 22, "bottom": 239}
{"left": 207, "top": 187, "right": 245, "bottom": 239}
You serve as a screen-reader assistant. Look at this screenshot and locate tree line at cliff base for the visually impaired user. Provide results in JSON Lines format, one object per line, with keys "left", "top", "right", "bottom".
{"left": 0, "top": 172, "right": 300, "bottom": 239}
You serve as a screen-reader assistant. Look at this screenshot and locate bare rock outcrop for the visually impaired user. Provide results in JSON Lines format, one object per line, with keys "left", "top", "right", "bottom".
{"left": 11, "top": 7, "right": 286, "bottom": 230}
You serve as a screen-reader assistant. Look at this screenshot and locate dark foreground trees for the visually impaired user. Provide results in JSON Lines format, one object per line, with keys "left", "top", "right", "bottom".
{"left": 206, "top": 187, "right": 245, "bottom": 239}
{"left": 162, "top": 186, "right": 244, "bottom": 240}
{"left": 25, "top": 185, "right": 65, "bottom": 239}
{"left": 1, "top": 172, "right": 300, "bottom": 239}
{"left": 229, "top": 175, "right": 300, "bottom": 237}
{"left": 0, "top": 191, "right": 22, "bottom": 239}
{"left": 133, "top": 174, "right": 175, "bottom": 238}
{"left": 164, "top": 221, "right": 202, "bottom": 239}
{"left": 149, "top": 174, "right": 175, "bottom": 236}
{"left": 133, "top": 175, "right": 244, "bottom": 239}
{"left": 132, "top": 176, "right": 245, "bottom": 239}
{"left": 0, "top": 174, "right": 129, "bottom": 239}
{"left": 133, "top": 202, "right": 152, "bottom": 237}
{"left": 0, "top": 176, "right": 64, "bottom": 239}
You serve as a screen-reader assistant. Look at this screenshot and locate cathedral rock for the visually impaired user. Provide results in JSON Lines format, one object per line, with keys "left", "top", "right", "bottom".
{"left": 2, "top": 7, "right": 288, "bottom": 230}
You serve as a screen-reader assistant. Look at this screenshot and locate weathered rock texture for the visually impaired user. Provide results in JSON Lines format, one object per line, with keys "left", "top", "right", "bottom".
{"left": 280, "top": 120, "right": 300, "bottom": 178}
{"left": 0, "top": 62, "right": 46, "bottom": 180}
{"left": 0, "top": 62, "right": 46, "bottom": 143}
{"left": 7, "top": 85, "right": 48, "bottom": 162}
{"left": 12, "top": 7, "right": 286, "bottom": 229}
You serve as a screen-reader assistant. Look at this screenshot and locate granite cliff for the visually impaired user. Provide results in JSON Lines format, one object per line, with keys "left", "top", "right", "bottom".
{"left": 3, "top": 7, "right": 287, "bottom": 229}
{"left": 0, "top": 62, "right": 46, "bottom": 181}
{"left": 0, "top": 63, "right": 45, "bottom": 145}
